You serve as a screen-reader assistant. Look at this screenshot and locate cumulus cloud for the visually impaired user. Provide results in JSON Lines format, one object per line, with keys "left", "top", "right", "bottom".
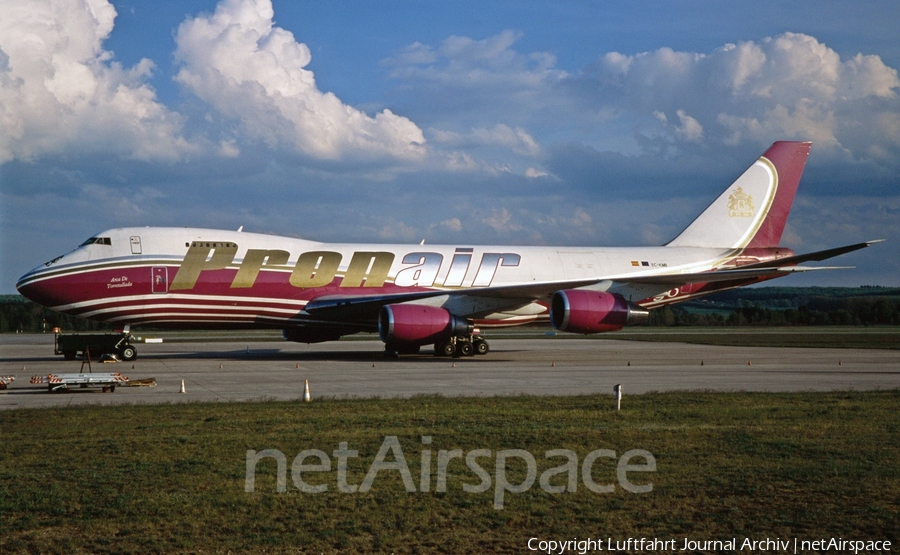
{"left": 654, "top": 109, "right": 704, "bottom": 142}
{"left": 385, "top": 30, "right": 570, "bottom": 136}
{"left": 386, "top": 29, "right": 899, "bottom": 180}
{"left": 174, "top": 0, "right": 426, "bottom": 162}
{"left": 428, "top": 124, "right": 544, "bottom": 174}
{"left": 482, "top": 207, "right": 522, "bottom": 233}
{"left": 443, "top": 124, "right": 542, "bottom": 157}
{"left": 0, "top": 0, "right": 193, "bottom": 163}
{"left": 387, "top": 30, "right": 565, "bottom": 91}
{"left": 587, "top": 33, "right": 900, "bottom": 156}
{"left": 439, "top": 218, "right": 463, "bottom": 232}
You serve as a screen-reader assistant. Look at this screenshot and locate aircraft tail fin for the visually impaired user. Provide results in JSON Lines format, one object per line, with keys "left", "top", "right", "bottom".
{"left": 666, "top": 141, "right": 812, "bottom": 249}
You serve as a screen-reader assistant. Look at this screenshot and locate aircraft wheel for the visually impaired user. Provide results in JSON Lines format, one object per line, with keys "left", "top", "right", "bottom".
{"left": 474, "top": 339, "right": 490, "bottom": 355}
{"left": 458, "top": 342, "right": 474, "bottom": 357}
{"left": 120, "top": 346, "right": 137, "bottom": 361}
{"left": 436, "top": 341, "right": 455, "bottom": 357}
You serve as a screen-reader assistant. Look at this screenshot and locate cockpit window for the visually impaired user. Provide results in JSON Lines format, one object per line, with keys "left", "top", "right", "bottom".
{"left": 79, "top": 237, "right": 112, "bottom": 246}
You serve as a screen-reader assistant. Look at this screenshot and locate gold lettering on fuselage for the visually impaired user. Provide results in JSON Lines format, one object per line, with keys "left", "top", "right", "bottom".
{"left": 231, "top": 249, "right": 290, "bottom": 288}
{"left": 289, "top": 251, "right": 343, "bottom": 288}
{"left": 170, "top": 242, "right": 239, "bottom": 290}
{"left": 171, "top": 242, "right": 522, "bottom": 291}
{"left": 341, "top": 252, "right": 395, "bottom": 287}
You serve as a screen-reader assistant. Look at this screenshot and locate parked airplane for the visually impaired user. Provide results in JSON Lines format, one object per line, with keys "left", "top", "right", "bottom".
{"left": 17, "top": 141, "right": 877, "bottom": 357}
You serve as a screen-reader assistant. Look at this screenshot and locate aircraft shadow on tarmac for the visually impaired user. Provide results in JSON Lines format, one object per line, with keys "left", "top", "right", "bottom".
{"left": 140, "top": 349, "right": 519, "bottom": 363}
{"left": 1, "top": 348, "right": 522, "bottom": 366}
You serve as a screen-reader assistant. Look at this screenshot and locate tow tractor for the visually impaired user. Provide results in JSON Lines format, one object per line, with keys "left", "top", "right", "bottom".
{"left": 54, "top": 328, "right": 139, "bottom": 361}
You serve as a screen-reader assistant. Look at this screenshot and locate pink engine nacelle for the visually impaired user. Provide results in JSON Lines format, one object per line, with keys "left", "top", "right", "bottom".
{"left": 550, "top": 289, "right": 650, "bottom": 334}
{"left": 379, "top": 304, "right": 472, "bottom": 345}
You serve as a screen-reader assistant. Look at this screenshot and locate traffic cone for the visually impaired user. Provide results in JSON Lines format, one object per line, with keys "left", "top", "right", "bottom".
{"left": 180, "top": 379, "right": 186, "bottom": 393}
{"left": 303, "top": 379, "right": 311, "bottom": 402}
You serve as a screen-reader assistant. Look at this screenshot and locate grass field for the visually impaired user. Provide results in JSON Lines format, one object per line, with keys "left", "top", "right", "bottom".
{"left": 2, "top": 391, "right": 898, "bottom": 554}
{"left": 600, "top": 327, "right": 900, "bottom": 349}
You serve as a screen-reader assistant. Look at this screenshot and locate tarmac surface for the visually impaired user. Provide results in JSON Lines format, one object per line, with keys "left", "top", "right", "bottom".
{"left": 1, "top": 332, "right": 898, "bottom": 409}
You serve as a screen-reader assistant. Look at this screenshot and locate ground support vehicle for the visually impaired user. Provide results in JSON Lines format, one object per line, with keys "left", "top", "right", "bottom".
{"left": 54, "top": 331, "right": 138, "bottom": 361}
{"left": 30, "top": 372, "right": 129, "bottom": 393}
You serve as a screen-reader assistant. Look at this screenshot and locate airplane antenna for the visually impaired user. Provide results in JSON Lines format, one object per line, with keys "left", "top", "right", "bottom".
{"left": 237, "top": 226, "right": 243, "bottom": 232}
{"left": 420, "top": 239, "right": 425, "bottom": 245}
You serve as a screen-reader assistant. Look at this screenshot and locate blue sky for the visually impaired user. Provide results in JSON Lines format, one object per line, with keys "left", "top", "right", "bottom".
{"left": 2, "top": 0, "right": 899, "bottom": 294}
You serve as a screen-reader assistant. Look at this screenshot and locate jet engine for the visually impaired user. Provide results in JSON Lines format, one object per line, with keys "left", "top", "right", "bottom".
{"left": 550, "top": 290, "right": 649, "bottom": 334}
{"left": 379, "top": 304, "right": 472, "bottom": 345}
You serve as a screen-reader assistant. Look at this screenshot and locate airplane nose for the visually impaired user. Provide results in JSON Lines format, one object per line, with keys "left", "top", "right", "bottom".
{"left": 16, "top": 268, "right": 75, "bottom": 309}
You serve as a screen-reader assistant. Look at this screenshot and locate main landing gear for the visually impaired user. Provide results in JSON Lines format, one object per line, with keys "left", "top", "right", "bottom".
{"left": 434, "top": 334, "right": 489, "bottom": 358}
{"left": 382, "top": 335, "right": 490, "bottom": 358}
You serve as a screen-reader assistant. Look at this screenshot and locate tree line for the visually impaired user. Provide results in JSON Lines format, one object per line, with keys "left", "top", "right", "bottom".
{"left": 649, "top": 293, "right": 900, "bottom": 327}
{"left": 0, "top": 296, "right": 111, "bottom": 333}
{"left": 2, "top": 288, "right": 899, "bottom": 333}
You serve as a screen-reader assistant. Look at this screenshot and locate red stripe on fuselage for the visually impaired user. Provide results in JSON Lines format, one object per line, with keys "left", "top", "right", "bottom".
{"left": 21, "top": 264, "right": 436, "bottom": 327}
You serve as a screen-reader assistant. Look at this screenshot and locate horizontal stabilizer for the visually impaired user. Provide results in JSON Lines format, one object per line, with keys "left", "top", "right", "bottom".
{"left": 616, "top": 265, "right": 852, "bottom": 287}
{"left": 732, "top": 240, "right": 882, "bottom": 270}
{"left": 616, "top": 241, "right": 879, "bottom": 287}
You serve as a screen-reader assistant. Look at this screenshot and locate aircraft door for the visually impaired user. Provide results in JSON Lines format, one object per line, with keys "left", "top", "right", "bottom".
{"left": 131, "top": 236, "right": 142, "bottom": 254}
{"left": 152, "top": 267, "right": 168, "bottom": 294}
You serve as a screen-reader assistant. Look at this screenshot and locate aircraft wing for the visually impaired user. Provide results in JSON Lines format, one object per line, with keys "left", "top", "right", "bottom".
{"left": 302, "top": 278, "right": 606, "bottom": 324}
{"left": 302, "top": 240, "right": 880, "bottom": 323}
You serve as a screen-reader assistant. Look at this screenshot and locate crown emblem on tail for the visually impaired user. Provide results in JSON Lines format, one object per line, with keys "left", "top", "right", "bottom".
{"left": 727, "top": 187, "right": 754, "bottom": 218}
